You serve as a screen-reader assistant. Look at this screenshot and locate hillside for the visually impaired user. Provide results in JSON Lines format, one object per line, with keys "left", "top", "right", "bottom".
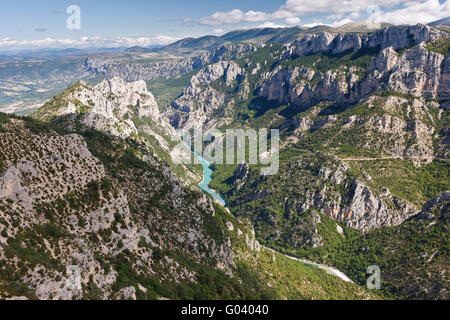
{"left": 0, "top": 80, "right": 376, "bottom": 300}
{"left": 429, "top": 17, "right": 450, "bottom": 27}
{"left": 158, "top": 24, "right": 449, "bottom": 299}
{"left": 162, "top": 22, "right": 392, "bottom": 51}
{"left": 1, "top": 22, "right": 448, "bottom": 301}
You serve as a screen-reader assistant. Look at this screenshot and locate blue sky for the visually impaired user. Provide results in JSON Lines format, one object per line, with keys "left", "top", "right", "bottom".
{"left": 0, "top": 0, "right": 449, "bottom": 50}
{"left": 0, "top": 0, "right": 283, "bottom": 40}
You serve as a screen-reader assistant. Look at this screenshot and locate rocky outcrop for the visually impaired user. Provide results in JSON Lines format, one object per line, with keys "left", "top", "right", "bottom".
{"left": 260, "top": 41, "right": 448, "bottom": 110}
{"left": 415, "top": 191, "right": 450, "bottom": 220}
{"left": 160, "top": 25, "right": 448, "bottom": 138}
{"left": 84, "top": 56, "right": 202, "bottom": 82}
{"left": 281, "top": 103, "right": 436, "bottom": 162}
{"left": 84, "top": 43, "right": 257, "bottom": 82}
{"left": 339, "top": 181, "right": 417, "bottom": 232}
{"left": 164, "top": 61, "right": 245, "bottom": 130}
{"left": 383, "top": 44, "right": 445, "bottom": 99}
{"left": 0, "top": 117, "right": 235, "bottom": 300}
{"left": 437, "top": 54, "right": 450, "bottom": 109}
{"left": 33, "top": 77, "right": 160, "bottom": 139}
{"left": 245, "top": 25, "right": 448, "bottom": 117}
{"left": 258, "top": 65, "right": 316, "bottom": 105}
{"left": 115, "top": 286, "right": 137, "bottom": 300}
{"left": 231, "top": 152, "right": 419, "bottom": 241}
{"left": 234, "top": 162, "right": 249, "bottom": 180}
{"left": 287, "top": 24, "right": 446, "bottom": 57}
{"left": 233, "top": 162, "right": 249, "bottom": 189}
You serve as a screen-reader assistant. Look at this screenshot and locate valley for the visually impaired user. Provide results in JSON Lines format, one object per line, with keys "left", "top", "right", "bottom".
{"left": 0, "top": 20, "right": 448, "bottom": 300}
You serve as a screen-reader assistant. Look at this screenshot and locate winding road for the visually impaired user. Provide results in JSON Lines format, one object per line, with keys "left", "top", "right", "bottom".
{"left": 262, "top": 245, "right": 354, "bottom": 283}
{"left": 190, "top": 147, "right": 354, "bottom": 283}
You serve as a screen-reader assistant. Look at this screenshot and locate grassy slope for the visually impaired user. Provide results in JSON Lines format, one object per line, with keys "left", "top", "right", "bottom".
{"left": 147, "top": 70, "right": 200, "bottom": 110}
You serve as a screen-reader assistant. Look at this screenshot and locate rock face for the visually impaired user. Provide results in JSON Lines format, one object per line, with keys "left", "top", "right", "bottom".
{"left": 355, "top": 43, "right": 447, "bottom": 101}
{"left": 230, "top": 152, "right": 419, "bottom": 246}
{"left": 0, "top": 116, "right": 375, "bottom": 301}
{"left": 301, "top": 164, "right": 417, "bottom": 233}
{"left": 287, "top": 24, "right": 445, "bottom": 57}
{"left": 257, "top": 65, "right": 316, "bottom": 105}
{"left": 157, "top": 25, "right": 448, "bottom": 239}
{"left": 259, "top": 41, "right": 448, "bottom": 109}
{"left": 164, "top": 61, "right": 245, "bottom": 130}
{"left": 340, "top": 180, "right": 417, "bottom": 232}
{"left": 234, "top": 162, "right": 249, "bottom": 180}
{"left": 415, "top": 191, "right": 450, "bottom": 220}
{"left": 84, "top": 43, "right": 258, "bottom": 82}
{"left": 163, "top": 25, "right": 448, "bottom": 137}
{"left": 0, "top": 117, "right": 235, "bottom": 300}
{"left": 34, "top": 77, "right": 160, "bottom": 139}
{"left": 233, "top": 162, "right": 249, "bottom": 189}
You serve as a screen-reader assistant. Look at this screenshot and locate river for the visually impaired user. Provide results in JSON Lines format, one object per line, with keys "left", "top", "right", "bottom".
{"left": 190, "top": 149, "right": 353, "bottom": 283}
{"left": 192, "top": 150, "right": 226, "bottom": 206}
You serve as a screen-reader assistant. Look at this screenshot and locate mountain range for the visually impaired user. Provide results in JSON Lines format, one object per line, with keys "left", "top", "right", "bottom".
{"left": 0, "top": 21, "right": 449, "bottom": 300}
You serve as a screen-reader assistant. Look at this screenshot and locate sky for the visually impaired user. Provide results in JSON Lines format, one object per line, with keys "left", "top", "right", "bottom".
{"left": 0, "top": 0, "right": 449, "bottom": 51}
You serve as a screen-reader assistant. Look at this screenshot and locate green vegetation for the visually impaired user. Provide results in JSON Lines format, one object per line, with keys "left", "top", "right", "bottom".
{"left": 351, "top": 159, "right": 450, "bottom": 206}
{"left": 257, "top": 207, "right": 449, "bottom": 300}
{"left": 33, "top": 81, "right": 92, "bottom": 122}
{"left": 1, "top": 29, "right": 448, "bottom": 300}
{"left": 212, "top": 205, "right": 376, "bottom": 300}
{"left": 147, "top": 70, "right": 200, "bottom": 109}
{"left": 109, "top": 249, "right": 277, "bottom": 300}
{"left": 3, "top": 226, "right": 66, "bottom": 272}
{"left": 425, "top": 37, "right": 450, "bottom": 55}
{"left": 330, "top": 210, "right": 449, "bottom": 300}
{"left": 279, "top": 47, "right": 379, "bottom": 76}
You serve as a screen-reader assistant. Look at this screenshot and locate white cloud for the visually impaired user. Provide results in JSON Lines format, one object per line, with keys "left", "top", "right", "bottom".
{"left": 376, "top": 0, "right": 450, "bottom": 25}
{"left": 274, "top": 0, "right": 411, "bottom": 16}
{"left": 258, "top": 22, "right": 287, "bottom": 29}
{"left": 347, "top": 11, "right": 362, "bottom": 20}
{"left": 200, "top": 0, "right": 449, "bottom": 26}
{"left": 200, "top": 9, "right": 272, "bottom": 26}
{"left": 213, "top": 29, "right": 226, "bottom": 35}
{"left": 330, "top": 18, "right": 354, "bottom": 28}
{"left": 326, "top": 13, "right": 345, "bottom": 21}
{"left": 285, "top": 17, "right": 301, "bottom": 25}
{"left": 302, "top": 22, "right": 324, "bottom": 28}
{"left": 0, "top": 36, "right": 179, "bottom": 51}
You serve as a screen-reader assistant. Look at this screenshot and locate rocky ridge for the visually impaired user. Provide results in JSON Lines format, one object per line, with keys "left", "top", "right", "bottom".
{"left": 0, "top": 113, "right": 375, "bottom": 300}
{"left": 84, "top": 43, "right": 258, "bottom": 82}
{"left": 33, "top": 77, "right": 161, "bottom": 139}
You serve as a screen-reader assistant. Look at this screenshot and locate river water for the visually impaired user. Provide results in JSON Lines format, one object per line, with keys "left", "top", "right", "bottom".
{"left": 190, "top": 148, "right": 354, "bottom": 283}
{"left": 192, "top": 150, "right": 226, "bottom": 206}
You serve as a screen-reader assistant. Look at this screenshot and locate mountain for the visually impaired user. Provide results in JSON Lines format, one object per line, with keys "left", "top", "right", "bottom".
{"left": 0, "top": 79, "right": 376, "bottom": 300}
{"left": 333, "top": 192, "right": 449, "bottom": 300}
{"left": 0, "top": 23, "right": 411, "bottom": 115}
{"left": 429, "top": 17, "right": 450, "bottom": 27}
{"left": 1, "top": 22, "right": 449, "bottom": 300}
{"left": 33, "top": 77, "right": 161, "bottom": 137}
{"left": 160, "top": 23, "right": 449, "bottom": 299}
{"left": 164, "top": 24, "right": 448, "bottom": 130}
{"left": 126, "top": 46, "right": 153, "bottom": 53}
{"left": 162, "top": 24, "right": 389, "bottom": 52}
{"left": 429, "top": 17, "right": 450, "bottom": 33}
{"left": 83, "top": 43, "right": 259, "bottom": 84}
{"left": 332, "top": 21, "right": 393, "bottom": 33}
